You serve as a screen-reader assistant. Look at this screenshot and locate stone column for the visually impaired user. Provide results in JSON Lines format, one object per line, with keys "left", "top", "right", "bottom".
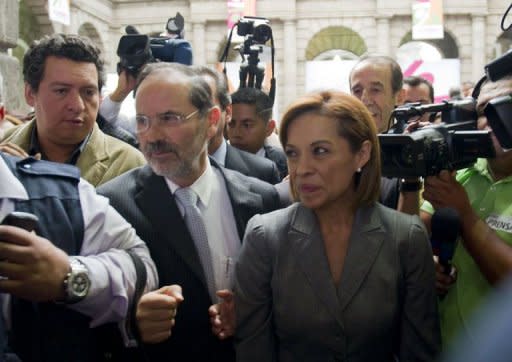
{"left": 376, "top": 16, "right": 391, "bottom": 55}
{"left": 471, "top": 15, "right": 486, "bottom": 81}
{"left": 282, "top": 20, "right": 297, "bottom": 106}
{"left": 0, "top": 0, "right": 24, "bottom": 112}
{"left": 192, "top": 22, "right": 206, "bottom": 65}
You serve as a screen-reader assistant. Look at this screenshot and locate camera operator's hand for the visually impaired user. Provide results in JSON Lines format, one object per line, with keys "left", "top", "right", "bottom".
{"left": 404, "top": 119, "right": 431, "bottom": 134}
{"left": 110, "top": 70, "right": 137, "bottom": 103}
{"left": 423, "top": 170, "right": 474, "bottom": 224}
{"left": 433, "top": 255, "right": 457, "bottom": 297}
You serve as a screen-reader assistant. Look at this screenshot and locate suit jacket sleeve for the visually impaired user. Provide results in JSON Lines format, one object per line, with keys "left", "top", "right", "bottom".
{"left": 398, "top": 217, "right": 441, "bottom": 360}
{"left": 234, "top": 214, "right": 277, "bottom": 362}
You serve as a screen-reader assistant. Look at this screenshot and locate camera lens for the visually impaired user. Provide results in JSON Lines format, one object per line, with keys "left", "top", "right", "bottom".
{"left": 253, "top": 24, "right": 272, "bottom": 43}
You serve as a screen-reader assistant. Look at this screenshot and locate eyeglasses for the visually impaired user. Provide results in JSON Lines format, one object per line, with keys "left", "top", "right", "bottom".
{"left": 135, "top": 109, "right": 200, "bottom": 133}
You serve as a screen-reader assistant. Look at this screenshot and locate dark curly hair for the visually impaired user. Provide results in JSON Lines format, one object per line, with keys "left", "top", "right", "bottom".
{"left": 23, "top": 33, "right": 105, "bottom": 92}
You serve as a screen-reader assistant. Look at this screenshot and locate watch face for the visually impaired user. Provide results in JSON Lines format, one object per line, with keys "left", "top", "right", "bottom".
{"left": 70, "top": 272, "right": 90, "bottom": 298}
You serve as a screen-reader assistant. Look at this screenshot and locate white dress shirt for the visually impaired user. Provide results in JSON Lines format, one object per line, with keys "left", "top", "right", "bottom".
{"left": 210, "top": 138, "right": 228, "bottom": 167}
{"left": 165, "top": 161, "right": 240, "bottom": 296}
{"left": 0, "top": 156, "right": 158, "bottom": 328}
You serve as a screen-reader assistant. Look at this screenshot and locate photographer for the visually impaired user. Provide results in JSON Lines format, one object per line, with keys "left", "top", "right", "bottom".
{"left": 99, "top": 13, "right": 193, "bottom": 136}
{"left": 420, "top": 74, "right": 512, "bottom": 347}
{"left": 99, "top": 69, "right": 138, "bottom": 135}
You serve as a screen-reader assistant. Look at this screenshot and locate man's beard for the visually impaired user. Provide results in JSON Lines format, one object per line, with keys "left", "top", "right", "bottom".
{"left": 142, "top": 137, "right": 206, "bottom": 180}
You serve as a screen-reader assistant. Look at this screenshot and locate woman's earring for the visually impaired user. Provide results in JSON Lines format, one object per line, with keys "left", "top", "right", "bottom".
{"left": 357, "top": 167, "right": 362, "bottom": 173}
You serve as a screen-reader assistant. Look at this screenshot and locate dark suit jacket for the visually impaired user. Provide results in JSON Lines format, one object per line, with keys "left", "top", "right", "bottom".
{"left": 263, "top": 144, "right": 288, "bottom": 180}
{"left": 225, "top": 144, "right": 281, "bottom": 184}
{"left": 97, "top": 159, "right": 281, "bottom": 362}
{"left": 234, "top": 202, "right": 441, "bottom": 362}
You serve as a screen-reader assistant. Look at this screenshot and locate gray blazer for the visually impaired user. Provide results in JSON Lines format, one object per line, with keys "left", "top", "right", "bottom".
{"left": 234, "top": 202, "right": 440, "bottom": 362}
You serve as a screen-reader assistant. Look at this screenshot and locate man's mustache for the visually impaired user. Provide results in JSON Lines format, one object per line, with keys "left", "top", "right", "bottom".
{"left": 143, "top": 141, "right": 179, "bottom": 155}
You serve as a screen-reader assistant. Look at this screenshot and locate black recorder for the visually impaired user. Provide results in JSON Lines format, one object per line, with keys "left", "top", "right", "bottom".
{"left": 2, "top": 211, "right": 39, "bottom": 232}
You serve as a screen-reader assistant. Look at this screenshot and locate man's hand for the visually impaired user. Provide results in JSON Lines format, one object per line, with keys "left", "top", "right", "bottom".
{"left": 110, "top": 70, "right": 137, "bottom": 102}
{"left": 423, "top": 170, "right": 474, "bottom": 224}
{"left": 433, "top": 255, "right": 457, "bottom": 297}
{"left": 208, "top": 289, "right": 235, "bottom": 340}
{"left": 0, "top": 142, "right": 41, "bottom": 160}
{"left": 404, "top": 119, "right": 431, "bottom": 134}
{"left": 136, "top": 285, "right": 184, "bottom": 344}
{"left": 0, "top": 225, "right": 69, "bottom": 301}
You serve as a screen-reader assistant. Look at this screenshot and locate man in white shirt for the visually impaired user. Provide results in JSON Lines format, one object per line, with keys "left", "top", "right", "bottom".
{"left": 98, "top": 62, "right": 280, "bottom": 362}
{"left": 0, "top": 152, "right": 158, "bottom": 361}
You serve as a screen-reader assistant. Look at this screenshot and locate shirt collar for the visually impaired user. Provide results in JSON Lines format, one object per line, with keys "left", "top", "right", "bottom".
{"left": 0, "top": 156, "right": 29, "bottom": 200}
{"left": 165, "top": 160, "right": 214, "bottom": 208}
{"left": 210, "top": 138, "right": 227, "bottom": 166}
{"left": 29, "top": 123, "right": 92, "bottom": 165}
{"left": 256, "top": 146, "right": 266, "bottom": 157}
{"left": 473, "top": 158, "right": 512, "bottom": 183}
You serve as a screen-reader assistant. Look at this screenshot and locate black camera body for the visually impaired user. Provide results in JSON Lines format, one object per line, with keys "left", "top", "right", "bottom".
{"left": 485, "top": 94, "right": 512, "bottom": 149}
{"left": 380, "top": 99, "right": 496, "bottom": 178}
{"left": 237, "top": 17, "right": 272, "bottom": 44}
{"left": 235, "top": 17, "right": 273, "bottom": 90}
{"left": 482, "top": 50, "right": 512, "bottom": 149}
{"left": 116, "top": 24, "right": 193, "bottom": 77}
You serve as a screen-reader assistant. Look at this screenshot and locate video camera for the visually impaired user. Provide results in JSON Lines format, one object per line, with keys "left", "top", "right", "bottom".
{"left": 116, "top": 12, "right": 193, "bottom": 77}
{"left": 219, "top": 16, "right": 276, "bottom": 105}
{"left": 379, "top": 99, "right": 496, "bottom": 178}
{"left": 482, "top": 50, "right": 512, "bottom": 149}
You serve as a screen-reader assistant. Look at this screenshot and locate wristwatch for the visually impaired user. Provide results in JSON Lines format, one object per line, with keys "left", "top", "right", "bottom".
{"left": 62, "top": 257, "right": 90, "bottom": 304}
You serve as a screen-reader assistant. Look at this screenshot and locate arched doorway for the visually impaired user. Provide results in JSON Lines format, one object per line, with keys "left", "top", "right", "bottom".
{"left": 304, "top": 26, "right": 367, "bottom": 92}
{"left": 495, "top": 31, "right": 512, "bottom": 58}
{"left": 78, "top": 22, "right": 104, "bottom": 55}
{"left": 397, "top": 30, "right": 460, "bottom": 101}
{"left": 305, "top": 26, "right": 367, "bottom": 61}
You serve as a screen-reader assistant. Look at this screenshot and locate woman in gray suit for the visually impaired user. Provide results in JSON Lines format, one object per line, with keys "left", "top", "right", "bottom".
{"left": 233, "top": 91, "right": 441, "bottom": 362}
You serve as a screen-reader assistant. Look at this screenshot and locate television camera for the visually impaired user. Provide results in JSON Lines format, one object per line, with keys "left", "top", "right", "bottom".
{"left": 482, "top": 50, "right": 512, "bottom": 149}
{"left": 116, "top": 12, "right": 193, "bottom": 77}
{"left": 379, "top": 99, "right": 496, "bottom": 178}
{"left": 219, "top": 16, "right": 276, "bottom": 105}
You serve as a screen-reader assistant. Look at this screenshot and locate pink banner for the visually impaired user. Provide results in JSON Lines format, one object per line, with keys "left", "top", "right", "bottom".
{"left": 227, "top": 0, "right": 256, "bottom": 30}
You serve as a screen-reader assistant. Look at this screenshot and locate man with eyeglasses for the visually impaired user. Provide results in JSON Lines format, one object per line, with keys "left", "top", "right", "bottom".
{"left": 97, "top": 62, "right": 280, "bottom": 362}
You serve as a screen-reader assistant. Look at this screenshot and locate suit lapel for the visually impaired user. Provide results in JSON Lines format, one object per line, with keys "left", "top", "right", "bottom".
{"left": 289, "top": 205, "right": 345, "bottom": 327}
{"left": 76, "top": 124, "right": 108, "bottom": 186}
{"left": 225, "top": 145, "right": 250, "bottom": 175}
{"left": 216, "top": 162, "right": 263, "bottom": 240}
{"left": 133, "top": 166, "right": 207, "bottom": 288}
{"left": 338, "top": 205, "right": 385, "bottom": 312}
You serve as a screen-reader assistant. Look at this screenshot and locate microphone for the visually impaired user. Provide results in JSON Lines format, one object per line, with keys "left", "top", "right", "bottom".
{"left": 431, "top": 207, "right": 460, "bottom": 275}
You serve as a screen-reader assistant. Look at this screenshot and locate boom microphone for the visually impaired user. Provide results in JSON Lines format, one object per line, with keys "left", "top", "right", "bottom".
{"left": 431, "top": 207, "right": 461, "bottom": 275}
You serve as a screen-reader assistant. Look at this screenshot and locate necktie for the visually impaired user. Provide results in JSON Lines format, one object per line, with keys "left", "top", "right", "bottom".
{"left": 174, "top": 188, "right": 216, "bottom": 301}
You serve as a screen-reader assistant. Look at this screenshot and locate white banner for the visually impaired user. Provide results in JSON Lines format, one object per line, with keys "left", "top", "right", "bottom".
{"left": 412, "top": 0, "right": 444, "bottom": 40}
{"left": 305, "top": 58, "right": 460, "bottom": 102}
{"left": 48, "top": 0, "right": 70, "bottom": 26}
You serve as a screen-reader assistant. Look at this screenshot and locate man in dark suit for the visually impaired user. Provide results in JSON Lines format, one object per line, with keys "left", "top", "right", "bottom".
{"left": 227, "top": 87, "right": 288, "bottom": 179}
{"left": 194, "top": 66, "right": 281, "bottom": 184}
{"left": 97, "top": 62, "right": 280, "bottom": 362}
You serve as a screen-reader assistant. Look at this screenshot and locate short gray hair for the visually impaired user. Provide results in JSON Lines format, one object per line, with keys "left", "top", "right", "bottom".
{"left": 136, "top": 62, "right": 214, "bottom": 117}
